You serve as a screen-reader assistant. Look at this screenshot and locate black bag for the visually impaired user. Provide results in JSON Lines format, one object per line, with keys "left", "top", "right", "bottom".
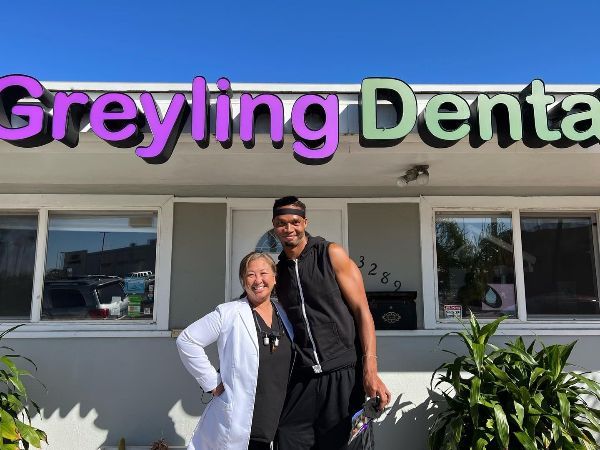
{"left": 347, "top": 421, "right": 375, "bottom": 450}
{"left": 348, "top": 397, "right": 379, "bottom": 450}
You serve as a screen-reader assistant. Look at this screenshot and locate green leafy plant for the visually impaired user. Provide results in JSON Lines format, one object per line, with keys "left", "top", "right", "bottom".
{"left": 0, "top": 325, "right": 47, "bottom": 449}
{"left": 429, "top": 314, "right": 600, "bottom": 450}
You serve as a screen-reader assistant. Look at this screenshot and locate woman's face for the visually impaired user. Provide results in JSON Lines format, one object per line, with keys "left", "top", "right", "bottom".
{"left": 243, "top": 258, "right": 275, "bottom": 307}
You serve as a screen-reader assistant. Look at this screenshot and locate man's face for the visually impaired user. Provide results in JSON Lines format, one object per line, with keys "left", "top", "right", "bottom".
{"left": 272, "top": 208, "right": 308, "bottom": 248}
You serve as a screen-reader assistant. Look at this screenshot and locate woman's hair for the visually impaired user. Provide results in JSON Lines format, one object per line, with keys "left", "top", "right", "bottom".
{"left": 238, "top": 251, "right": 277, "bottom": 291}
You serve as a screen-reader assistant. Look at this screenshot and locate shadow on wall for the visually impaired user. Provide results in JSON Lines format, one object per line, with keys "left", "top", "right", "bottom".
{"left": 15, "top": 334, "right": 600, "bottom": 449}
{"left": 19, "top": 337, "right": 215, "bottom": 449}
{"left": 373, "top": 390, "right": 442, "bottom": 450}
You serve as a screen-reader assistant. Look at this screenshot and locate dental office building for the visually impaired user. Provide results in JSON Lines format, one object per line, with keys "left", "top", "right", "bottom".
{"left": 0, "top": 78, "right": 599, "bottom": 449}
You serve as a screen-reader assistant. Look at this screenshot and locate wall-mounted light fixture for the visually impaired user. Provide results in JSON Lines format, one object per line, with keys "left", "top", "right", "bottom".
{"left": 396, "top": 165, "right": 429, "bottom": 187}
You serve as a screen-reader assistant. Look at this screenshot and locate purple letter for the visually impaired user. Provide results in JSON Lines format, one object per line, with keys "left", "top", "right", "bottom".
{"left": 215, "top": 77, "right": 232, "bottom": 148}
{"left": 239, "top": 93, "right": 284, "bottom": 149}
{"left": 291, "top": 94, "right": 339, "bottom": 165}
{"left": 90, "top": 93, "right": 144, "bottom": 147}
{"left": 191, "top": 76, "right": 209, "bottom": 148}
{"left": 52, "top": 92, "right": 91, "bottom": 147}
{"left": 136, "top": 92, "right": 190, "bottom": 164}
{"left": 0, "top": 74, "right": 53, "bottom": 147}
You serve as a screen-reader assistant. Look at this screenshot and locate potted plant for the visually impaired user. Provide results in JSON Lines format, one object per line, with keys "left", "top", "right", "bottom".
{"left": 0, "top": 324, "right": 47, "bottom": 449}
{"left": 429, "top": 314, "right": 600, "bottom": 449}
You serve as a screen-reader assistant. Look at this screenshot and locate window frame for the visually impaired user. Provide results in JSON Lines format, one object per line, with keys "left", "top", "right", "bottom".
{"left": 0, "top": 194, "right": 173, "bottom": 335}
{"left": 421, "top": 196, "right": 600, "bottom": 331}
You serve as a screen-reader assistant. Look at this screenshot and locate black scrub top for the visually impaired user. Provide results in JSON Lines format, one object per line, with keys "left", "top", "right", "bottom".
{"left": 250, "top": 304, "right": 293, "bottom": 443}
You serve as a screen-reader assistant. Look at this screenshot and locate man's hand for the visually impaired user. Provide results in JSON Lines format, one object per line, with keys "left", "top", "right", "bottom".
{"left": 211, "top": 382, "right": 224, "bottom": 397}
{"left": 363, "top": 358, "right": 391, "bottom": 410}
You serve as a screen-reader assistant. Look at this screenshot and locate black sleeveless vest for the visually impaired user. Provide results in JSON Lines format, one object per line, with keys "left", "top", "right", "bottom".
{"left": 276, "top": 235, "right": 357, "bottom": 373}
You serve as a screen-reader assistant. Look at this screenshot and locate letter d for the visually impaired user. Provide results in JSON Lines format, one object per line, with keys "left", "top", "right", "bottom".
{"left": 359, "top": 77, "right": 417, "bottom": 147}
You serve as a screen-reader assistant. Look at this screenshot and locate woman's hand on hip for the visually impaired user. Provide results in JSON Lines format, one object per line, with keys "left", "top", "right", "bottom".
{"left": 212, "top": 382, "right": 224, "bottom": 397}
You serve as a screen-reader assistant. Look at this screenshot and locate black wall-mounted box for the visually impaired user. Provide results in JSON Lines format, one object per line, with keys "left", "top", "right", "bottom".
{"left": 366, "top": 291, "right": 418, "bottom": 330}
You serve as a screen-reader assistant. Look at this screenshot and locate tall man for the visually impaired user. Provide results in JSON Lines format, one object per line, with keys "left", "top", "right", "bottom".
{"left": 272, "top": 196, "right": 390, "bottom": 450}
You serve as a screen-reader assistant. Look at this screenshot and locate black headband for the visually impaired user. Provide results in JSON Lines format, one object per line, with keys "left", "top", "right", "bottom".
{"left": 272, "top": 207, "right": 306, "bottom": 219}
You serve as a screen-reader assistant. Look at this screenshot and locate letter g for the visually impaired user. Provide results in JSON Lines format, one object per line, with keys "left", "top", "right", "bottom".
{"left": 0, "top": 74, "right": 53, "bottom": 147}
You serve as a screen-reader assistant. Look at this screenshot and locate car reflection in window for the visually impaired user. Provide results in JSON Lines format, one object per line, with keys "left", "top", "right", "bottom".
{"left": 42, "top": 276, "right": 129, "bottom": 320}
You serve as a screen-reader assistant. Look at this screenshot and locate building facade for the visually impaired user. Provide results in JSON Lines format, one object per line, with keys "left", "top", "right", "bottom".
{"left": 0, "top": 81, "right": 599, "bottom": 449}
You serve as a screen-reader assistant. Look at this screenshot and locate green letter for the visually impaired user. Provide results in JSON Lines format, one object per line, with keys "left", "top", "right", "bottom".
{"left": 474, "top": 94, "right": 522, "bottom": 147}
{"left": 521, "top": 79, "right": 561, "bottom": 146}
{"left": 418, "top": 94, "right": 470, "bottom": 147}
{"left": 560, "top": 94, "right": 600, "bottom": 146}
{"left": 359, "top": 78, "right": 417, "bottom": 147}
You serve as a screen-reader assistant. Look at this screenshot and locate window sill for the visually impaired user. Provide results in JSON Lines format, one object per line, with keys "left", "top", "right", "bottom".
{"left": 0, "top": 322, "right": 172, "bottom": 338}
{"left": 377, "top": 327, "right": 600, "bottom": 337}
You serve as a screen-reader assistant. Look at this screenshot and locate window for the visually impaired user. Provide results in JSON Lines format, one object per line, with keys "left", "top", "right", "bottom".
{"left": 255, "top": 229, "right": 283, "bottom": 254}
{"left": 0, "top": 214, "right": 38, "bottom": 319}
{"left": 0, "top": 194, "right": 172, "bottom": 332}
{"left": 42, "top": 212, "right": 158, "bottom": 321}
{"left": 427, "top": 198, "right": 600, "bottom": 328}
{"left": 521, "top": 215, "right": 599, "bottom": 319}
{"left": 435, "top": 214, "right": 517, "bottom": 319}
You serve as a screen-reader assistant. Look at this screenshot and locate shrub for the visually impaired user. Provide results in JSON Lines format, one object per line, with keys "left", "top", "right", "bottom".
{"left": 429, "top": 314, "right": 600, "bottom": 450}
{"left": 0, "top": 325, "right": 47, "bottom": 449}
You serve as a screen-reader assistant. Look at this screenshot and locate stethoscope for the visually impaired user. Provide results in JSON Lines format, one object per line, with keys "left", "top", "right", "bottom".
{"left": 252, "top": 300, "right": 284, "bottom": 353}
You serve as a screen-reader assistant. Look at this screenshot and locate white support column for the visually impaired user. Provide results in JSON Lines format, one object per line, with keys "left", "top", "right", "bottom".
{"left": 225, "top": 203, "right": 233, "bottom": 301}
{"left": 420, "top": 197, "right": 437, "bottom": 329}
{"left": 30, "top": 208, "right": 49, "bottom": 323}
{"left": 155, "top": 197, "right": 174, "bottom": 330}
{"left": 512, "top": 208, "right": 528, "bottom": 322}
{"left": 341, "top": 201, "right": 349, "bottom": 252}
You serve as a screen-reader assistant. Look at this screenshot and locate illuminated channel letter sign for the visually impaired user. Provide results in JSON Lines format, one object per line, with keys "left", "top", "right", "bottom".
{"left": 0, "top": 75, "right": 598, "bottom": 165}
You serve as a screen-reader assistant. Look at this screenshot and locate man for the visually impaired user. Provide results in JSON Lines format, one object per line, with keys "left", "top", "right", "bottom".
{"left": 272, "top": 196, "right": 391, "bottom": 450}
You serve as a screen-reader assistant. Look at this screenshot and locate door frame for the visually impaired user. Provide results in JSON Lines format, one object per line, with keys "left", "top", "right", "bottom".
{"left": 225, "top": 198, "right": 349, "bottom": 300}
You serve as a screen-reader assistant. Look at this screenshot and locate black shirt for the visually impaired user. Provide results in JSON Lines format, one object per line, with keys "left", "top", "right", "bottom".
{"left": 276, "top": 235, "right": 358, "bottom": 373}
{"left": 250, "top": 304, "right": 293, "bottom": 443}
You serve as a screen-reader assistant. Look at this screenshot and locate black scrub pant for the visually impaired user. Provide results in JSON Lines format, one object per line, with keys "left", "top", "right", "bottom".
{"left": 248, "top": 440, "right": 271, "bottom": 450}
{"left": 277, "top": 366, "right": 364, "bottom": 450}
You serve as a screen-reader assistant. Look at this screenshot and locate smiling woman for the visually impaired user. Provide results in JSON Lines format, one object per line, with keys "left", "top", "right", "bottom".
{"left": 176, "top": 251, "right": 294, "bottom": 450}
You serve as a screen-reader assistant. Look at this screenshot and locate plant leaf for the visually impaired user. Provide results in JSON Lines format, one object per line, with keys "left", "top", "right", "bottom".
{"left": 0, "top": 324, "right": 24, "bottom": 340}
{"left": 494, "top": 403, "right": 509, "bottom": 449}
{"left": 0, "top": 409, "right": 19, "bottom": 441}
{"left": 514, "top": 431, "right": 538, "bottom": 450}
{"left": 471, "top": 343, "right": 485, "bottom": 373}
{"left": 15, "top": 421, "right": 42, "bottom": 448}
{"left": 529, "top": 367, "right": 546, "bottom": 387}
{"left": 469, "top": 376, "right": 481, "bottom": 407}
{"left": 557, "top": 392, "right": 570, "bottom": 425}
{"left": 514, "top": 400, "right": 525, "bottom": 429}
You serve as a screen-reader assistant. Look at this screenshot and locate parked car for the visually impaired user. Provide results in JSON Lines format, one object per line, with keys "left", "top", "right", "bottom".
{"left": 126, "top": 271, "right": 153, "bottom": 279}
{"left": 42, "top": 276, "right": 129, "bottom": 319}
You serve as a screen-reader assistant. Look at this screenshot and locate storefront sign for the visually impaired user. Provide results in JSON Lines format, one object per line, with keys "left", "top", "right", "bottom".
{"left": 0, "top": 75, "right": 598, "bottom": 165}
{"left": 444, "top": 304, "right": 463, "bottom": 319}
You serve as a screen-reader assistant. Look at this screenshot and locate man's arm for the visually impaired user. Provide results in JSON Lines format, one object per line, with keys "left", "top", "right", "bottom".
{"left": 328, "top": 243, "right": 391, "bottom": 409}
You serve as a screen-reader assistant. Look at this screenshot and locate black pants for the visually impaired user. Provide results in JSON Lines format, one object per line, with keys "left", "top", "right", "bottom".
{"left": 248, "top": 440, "right": 271, "bottom": 450}
{"left": 277, "top": 366, "right": 364, "bottom": 450}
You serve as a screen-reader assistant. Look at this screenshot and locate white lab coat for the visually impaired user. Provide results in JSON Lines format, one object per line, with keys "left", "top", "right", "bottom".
{"left": 176, "top": 298, "right": 294, "bottom": 450}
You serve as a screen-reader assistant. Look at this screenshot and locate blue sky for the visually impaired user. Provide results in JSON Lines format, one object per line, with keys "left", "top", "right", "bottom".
{"left": 2, "top": 1, "right": 599, "bottom": 84}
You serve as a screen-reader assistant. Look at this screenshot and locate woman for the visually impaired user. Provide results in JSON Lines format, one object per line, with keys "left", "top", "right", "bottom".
{"left": 176, "top": 252, "right": 294, "bottom": 450}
